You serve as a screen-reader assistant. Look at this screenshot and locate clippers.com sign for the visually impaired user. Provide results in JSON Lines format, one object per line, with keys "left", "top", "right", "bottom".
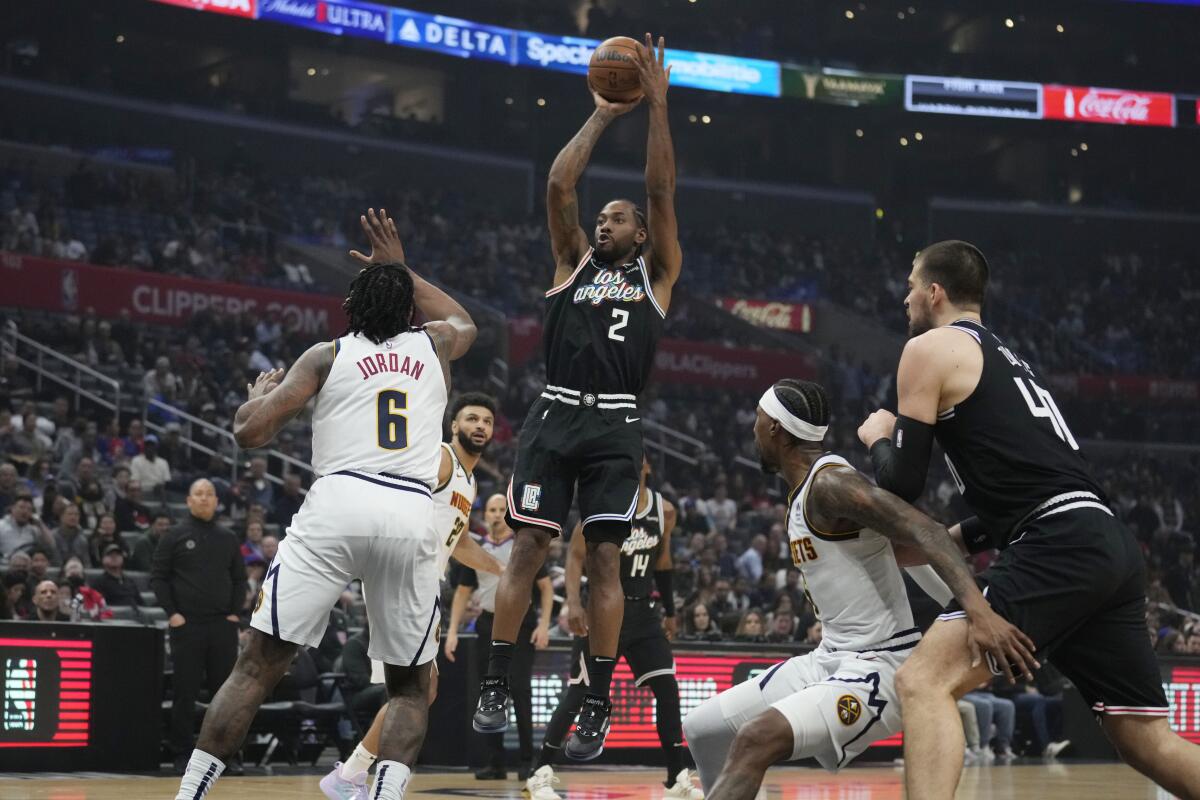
{"left": 1044, "top": 84, "right": 1176, "bottom": 127}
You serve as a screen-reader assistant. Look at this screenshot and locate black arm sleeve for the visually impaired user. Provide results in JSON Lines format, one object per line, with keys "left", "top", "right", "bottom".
{"left": 869, "top": 415, "right": 935, "bottom": 503}
{"left": 959, "top": 516, "right": 995, "bottom": 554}
{"left": 653, "top": 570, "right": 675, "bottom": 617}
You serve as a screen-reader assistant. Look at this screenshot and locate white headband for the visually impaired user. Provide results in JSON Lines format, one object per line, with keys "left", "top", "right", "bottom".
{"left": 759, "top": 387, "right": 828, "bottom": 442}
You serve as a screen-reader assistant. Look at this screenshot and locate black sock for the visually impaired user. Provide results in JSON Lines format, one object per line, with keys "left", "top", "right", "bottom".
{"left": 646, "top": 674, "right": 685, "bottom": 785}
{"left": 665, "top": 743, "right": 685, "bottom": 786}
{"left": 486, "top": 640, "right": 515, "bottom": 678}
{"left": 587, "top": 656, "right": 616, "bottom": 698}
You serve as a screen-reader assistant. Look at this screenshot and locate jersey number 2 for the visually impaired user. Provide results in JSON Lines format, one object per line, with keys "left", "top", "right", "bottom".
{"left": 377, "top": 390, "right": 409, "bottom": 450}
{"left": 1013, "top": 377, "right": 1079, "bottom": 450}
{"left": 608, "top": 308, "right": 629, "bottom": 342}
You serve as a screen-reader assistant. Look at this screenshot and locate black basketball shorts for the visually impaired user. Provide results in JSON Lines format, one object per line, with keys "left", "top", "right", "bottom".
{"left": 568, "top": 599, "right": 675, "bottom": 687}
{"left": 506, "top": 396, "right": 643, "bottom": 544}
{"left": 940, "top": 505, "right": 1168, "bottom": 717}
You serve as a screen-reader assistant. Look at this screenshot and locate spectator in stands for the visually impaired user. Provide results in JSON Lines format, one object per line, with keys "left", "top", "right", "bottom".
{"left": 767, "top": 611, "right": 797, "bottom": 643}
{"left": 340, "top": 623, "right": 387, "bottom": 731}
{"left": 103, "top": 465, "right": 131, "bottom": 509}
{"left": 735, "top": 534, "right": 767, "bottom": 583}
{"left": 4, "top": 573, "right": 30, "bottom": 619}
{"left": 1006, "top": 666, "right": 1070, "bottom": 759}
{"left": 12, "top": 411, "right": 51, "bottom": 460}
{"left": 1166, "top": 538, "right": 1196, "bottom": 611}
{"left": 151, "top": 478, "right": 246, "bottom": 774}
{"left": 90, "top": 544, "right": 141, "bottom": 608}
{"left": 88, "top": 513, "right": 127, "bottom": 566}
{"left": 76, "top": 479, "right": 108, "bottom": 531}
{"left": 962, "top": 686, "right": 1016, "bottom": 762}
{"left": 130, "top": 434, "right": 171, "bottom": 497}
{"left": 114, "top": 479, "right": 152, "bottom": 532}
{"left": 144, "top": 356, "right": 181, "bottom": 405}
{"left": 802, "top": 619, "right": 823, "bottom": 645}
{"left": 131, "top": 512, "right": 172, "bottom": 572}
{"left": 31, "top": 579, "right": 68, "bottom": 622}
{"left": 58, "top": 455, "right": 96, "bottom": 501}
{"left": 0, "top": 495, "right": 54, "bottom": 558}
{"left": 707, "top": 484, "right": 738, "bottom": 534}
{"left": 240, "top": 520, "right": 266, "bottom": 562}
{"left": 59, "top": 555, "right": 110, "bottom": 621}
{"left": 270, "top": 473, "right": 304, "bottom": 526}
{"left": 52, "top": 503, "right": 89, "bottom": 566}
{"left": 27, "top": 548, "right": 51, "bottom": 593}
{"left": 157, "top": 422, "right": 186, "bottom": 474}
{"left": 247, "top": 456, "right": 273, "bottom": 509}
{"left": 681, "top": 602, "right": 723, "bottom": 641}
{"left": 0, "top": 463, "right": 19, "bottom": 512}
{"left": 123, "top": 419, "right": 145, "bottom": 457}
{"left": 261, "top": 534, "right": 279, "bottom": 565}
{"left": 733, "top": 608, "right": 766, "bottom": 642}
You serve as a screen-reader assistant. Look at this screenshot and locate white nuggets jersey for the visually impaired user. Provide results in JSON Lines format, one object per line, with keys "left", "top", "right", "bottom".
{"left": 787, "top": 453, "right": 914, "bottom": 651}
{"left": 433, "top": 442, "right": 476, "bottom": 574}
{"left": 311, "top": 330, "right": 446, "bottom": 487}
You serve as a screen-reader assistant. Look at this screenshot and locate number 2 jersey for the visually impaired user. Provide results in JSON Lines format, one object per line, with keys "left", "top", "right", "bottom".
{"left": 543, "top": 248, "right": 666, "bottom": 397}
{"left": 934, "top": 318, "right": 1104, "bottom": 540}
{"left": 310, "top": 330, "right": 447, "bottom": 488}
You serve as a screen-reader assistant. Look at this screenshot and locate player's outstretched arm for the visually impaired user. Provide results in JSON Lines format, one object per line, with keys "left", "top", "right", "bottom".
{"left": 809, "top": 467, "right": 1039, "bottom": 681}
{"left": 233, "top": 343, "right": 331, "bottom": 449}
{"left": 547, "top": 94, "right": 640, "bottom": 285}
{"left": 636, "top": 34, "right": 682, "bottom": 309}
{"left": 351, "top": 207, "right": 477, "bottom": 362}
{"left": 453, "top": 534, "right": 503, "bottom": 576}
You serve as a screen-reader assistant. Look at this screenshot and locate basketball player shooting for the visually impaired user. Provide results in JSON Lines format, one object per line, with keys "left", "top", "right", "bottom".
{"left": 684, "top": 379, "right": 1028, "bottom": 800}
{"left": 172, "top": 209, "right": 476, "bottom": 800}
{"left": 472, "top": 33, "right": 682, "bottom": 761}
{"left": 858, "top": 241, "right": 1200, "bottom": 800}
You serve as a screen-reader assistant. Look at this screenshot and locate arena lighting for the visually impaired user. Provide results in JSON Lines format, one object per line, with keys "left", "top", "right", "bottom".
{"left": 1080, "top": 141, "right": 1089, "bottom": 150}
{"left": 1071, "top": 147, "right": 1079, "bottom": 156}
{"left": 688, "top": 114, "right": 698, "bottom": 122}
{"left": 908, "top": 5, "right": 916, "bottom": 12}
{"left": 1005, "top": 17, "right": 1015, "bottom": 27}
{"left": 914, "top": 130, "right": 924, "bottom": 140}
{"left": 845, "top": 10, "right": 855, "bottom": 19}
{"left": 899, "top": 136, "right": 909, "bottom": 146}
{"left": 306, "top": 67, "right": 316, "bottom": 76}
{"left": 855, "top": 128, "right": 864, "bottom": 137}
{"left": 701, "top": 114, "right": 712, "bottom": 124}
{"left": 897, "top": 11, "right": 906, "bottom": 19}
{"left": 536, "top": 97, "right": 546, "bottom": 106}
{"left": 504, "top": 96, "right": 514, "bottom": 105}
{"left": 1057, "top": 23, "right": 1066, "bottom": 32}
{"left": 115, "top": 34, "right": 126, "bottom": 43}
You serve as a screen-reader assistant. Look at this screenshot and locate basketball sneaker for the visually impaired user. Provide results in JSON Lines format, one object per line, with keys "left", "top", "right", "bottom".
{"left": 473, "top": 675, "right": 511, "bottom": 733}
{"left": 523, "top": 764, "right": 562, "bottom": 799}
{"left": 319, "top": 762, "right": 368, "bottom": 800}
{"left": 664, "top": 769, "right": 705, "bottom": 799}
{"left": 564, "top": 694, "right": 611, "bottom": 761}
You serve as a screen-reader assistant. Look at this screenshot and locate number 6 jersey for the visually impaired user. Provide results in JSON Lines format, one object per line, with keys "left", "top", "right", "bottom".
{"left": 933, "top": 318, "right": 1103, "bottom": 540}
{"left": 310, "top": 330, "right": 447, "bottom": 488}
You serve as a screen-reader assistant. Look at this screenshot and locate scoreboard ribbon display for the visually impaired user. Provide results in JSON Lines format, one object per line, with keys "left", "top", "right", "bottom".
{"left": 0, "top": 637, "right": 93, "bottom": 749}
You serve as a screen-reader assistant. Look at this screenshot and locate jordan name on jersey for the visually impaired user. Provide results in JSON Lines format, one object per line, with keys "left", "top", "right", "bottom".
{"left": 573, "top": 266, "right": 649, "bottom": 306}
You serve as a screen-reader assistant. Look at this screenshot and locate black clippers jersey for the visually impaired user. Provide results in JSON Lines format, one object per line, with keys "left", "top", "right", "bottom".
{"left": 934, "top": 319, "right": 1104, "bottom": 539}
{"left": 543, "top": 248, "right": 666, "bottom": 395}
{"left": 620, "top": 490, "right": 666, "bottom": 597}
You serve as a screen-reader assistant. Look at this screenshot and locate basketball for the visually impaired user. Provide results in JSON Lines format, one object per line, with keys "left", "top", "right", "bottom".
{"left": 588, "top": 36, "right": 642, "bottom": 103}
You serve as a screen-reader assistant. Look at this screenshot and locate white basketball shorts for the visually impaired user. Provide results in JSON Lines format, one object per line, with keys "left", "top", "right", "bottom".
{"left": 250, "top": 471, "right": 442, "bottom": 667}
{"left": 713, "top": 639, "right": 911, "bottom": 771}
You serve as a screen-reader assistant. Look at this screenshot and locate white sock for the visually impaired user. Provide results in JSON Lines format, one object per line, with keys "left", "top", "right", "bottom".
{"left": 341, "top": 742, "right": 377, "bottom": 778}
{"left": 174, "top": 749, "right": 225, "bottom": 800}
{"left": 371, "top": 760, "right": 412, "bottom": 800}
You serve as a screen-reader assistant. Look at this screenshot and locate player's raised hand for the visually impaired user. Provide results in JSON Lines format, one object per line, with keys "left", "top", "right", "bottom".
{"left": 857, "top": 409, "right": 897, "bottom": 448}
{"left": 592, "top": 88, "right": 642, "bottom": 117}
{"left": 247, "top": 368, "right": 285, "bottom": 400}
{"left": 634, "top": 33, "right": 671, "bottom": 107}
{"left": 349, "top": 207, "right": 408, "bottom": 266}
{"left": 966, "top": 606, "right": 1039, "bottom": 684}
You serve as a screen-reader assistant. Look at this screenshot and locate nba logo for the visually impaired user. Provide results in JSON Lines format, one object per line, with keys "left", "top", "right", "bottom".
{"left": 521, "top": 484, "right": 542, "bottom": 512}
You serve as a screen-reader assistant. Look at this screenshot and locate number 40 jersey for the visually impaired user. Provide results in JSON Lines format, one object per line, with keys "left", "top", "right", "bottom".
{"left": 933, "top": 319, "right": 1104, "bottom": 539}
{"left": 310, "top": 330, "right": 447, "bottom": 489}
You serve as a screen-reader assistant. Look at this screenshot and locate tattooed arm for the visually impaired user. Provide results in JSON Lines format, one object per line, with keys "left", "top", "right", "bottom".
{"left": 636, "top": 34, "right": 682, "bottom": 310}
{"left": 808, "top": 466, "right": 1039, "bottom": 680}
{"left": 233, "top": 344, "right": 332, "bottom": 449}
{"left": 546, "top": 95, "right": 640, "bottom": 286}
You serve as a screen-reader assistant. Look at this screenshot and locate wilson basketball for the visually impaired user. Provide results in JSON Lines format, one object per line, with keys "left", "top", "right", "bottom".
{"left": 588, "top": 36, "right": 642, "bottom": 103}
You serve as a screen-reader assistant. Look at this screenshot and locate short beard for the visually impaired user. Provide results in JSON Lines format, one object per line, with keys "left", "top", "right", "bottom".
{"left": 758, "top": 454, "right": 778, "bottom": 475}
{"left": 908, "top": 316, "right": 932, "bottom": 338}
{"left": 456, "top": 428, "right": 487, "bottom": 456}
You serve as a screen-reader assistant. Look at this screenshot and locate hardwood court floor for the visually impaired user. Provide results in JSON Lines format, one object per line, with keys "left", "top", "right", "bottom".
{"left": 0, "top": 763, "right": 1175, "bottom": 799}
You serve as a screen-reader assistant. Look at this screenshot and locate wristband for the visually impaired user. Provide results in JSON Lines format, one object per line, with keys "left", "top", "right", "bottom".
{"left": 869, "top": 415, "right": 935, "bottom": 502}
{"left": 960, "top": 516, "right": 994, "bottom": 554}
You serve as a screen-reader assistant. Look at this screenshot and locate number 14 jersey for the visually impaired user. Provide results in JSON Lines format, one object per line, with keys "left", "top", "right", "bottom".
{"left": 544, "top": 248, "right": 666, "bottom": 396}
{"left": 311, "top": 330, "right": 447, "bottom": 487}
{"left": 933, "top": 318, "right": 1103, "bottom": 539}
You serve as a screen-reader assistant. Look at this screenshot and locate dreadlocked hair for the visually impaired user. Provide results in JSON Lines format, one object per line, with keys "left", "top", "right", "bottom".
{"left": 772, "top": 379, "right": 832, "bottom": 438}
{"left": 343, "top": 262, "right": 415, "bottom": 344}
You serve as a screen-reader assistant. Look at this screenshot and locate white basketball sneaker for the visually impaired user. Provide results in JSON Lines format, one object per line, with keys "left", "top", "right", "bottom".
{"left": 664, "top": 769, "right": 705, "bottom": 799}
{"left": 523, "top": 764, "right": 563, "bottom": 799}
{"left": 319, "top": 762, "right": 369, "bottom": 800}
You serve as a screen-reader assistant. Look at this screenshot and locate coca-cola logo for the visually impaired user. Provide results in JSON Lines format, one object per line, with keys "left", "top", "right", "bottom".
{"left": 1077, "top": 91, "right": 1151, "bottom": 122}
{"left": 716, "top": 298, "right": 812, "bottom": 332}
